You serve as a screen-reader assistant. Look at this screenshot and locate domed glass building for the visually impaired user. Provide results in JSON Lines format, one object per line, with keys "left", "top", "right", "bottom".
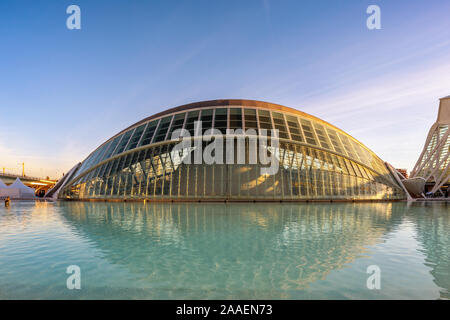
{"left": 59, "top": 100, "right": 406, "bottom": 201}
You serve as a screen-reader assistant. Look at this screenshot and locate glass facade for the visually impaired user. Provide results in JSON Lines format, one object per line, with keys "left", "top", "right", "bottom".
{"left": 61, "top": 100, "right": 406, "bottom": 201}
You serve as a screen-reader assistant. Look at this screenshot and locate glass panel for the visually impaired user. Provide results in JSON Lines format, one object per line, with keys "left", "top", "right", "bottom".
{"left": 144, "top": 148, "right": 156, "bottom": 197}
{"left": 138, "top": 120, "right": 158, "bottom": 147}
{"left": 364, "top": 167, "right": 374, "bottom": 180}
{"left": 153, "top": 147, "right": 164, "bottom": 196}
{"left": 338, "top": 133, "right": 359, "bottom": 162}
{"left": 325, "top": 128, "right": 346, "bottom": 156}
{"left": 113, "top": 130, "right": 134, "bottom": 156}
{"left": 105, "top": 135, "right": 124, "bottom": 160}
{"left": 78, "top": 138, "right": 118, "bottom": 176}
{"left": 200, "top": 109, "right": 213, "bottom": 134}
{"left": 229, "top": 108, "right": 242, "bottom": 130}
{"left": 257, "top": 110, "right": 273, "bottom": 134}
{"left": 244, "top": 109, "right": 258, "bottom": 133}
{"left": 336, "top": 156, "right": 349, "bottom": 175}
{"left": 285, "top": 115, "right": 304, "bottom": 142}
{"left": 97, "top": 161, "right": 109, "bottom": 180}
{"left": 187, "top": 165, "right": 197, "bottom": 196}
{"left": 351, "top": 161, "right": 363, "bottom": 178}
{"left": 124, "top": 124, "right": 146, "bottom": 152}
{"left": 214, "top": 108, "right": 228, "bottom": 134}
{"left": 185, "top": 111, "right": 200, "bottom": 136}
{"left": 86, "top": 142, "right": 112, "bottom": 173}
{"left": 153, "top": 116, "right": 173, "bottom": 143}
{"left": 359, "top": 164, "right": 370, "bottom": 180}
{"left": 271, "top": 112, "right": 289, "bottom": 139}
{"left": 62, "top": 139, "right": 405, "bottom": 200}
{"left": 313, "top": 123, "right": 331, "bottom": 150}
{"left": 167, "top": 113, "right": 186, "bottom": 140}
{"left": 179, "top": 165, "right": 187, "bottom": 196}
{"left": 344, "top": 158, "right": 356, "bottom": 176}
{"left": 77, "top": 149, "right": 99, "bottom": 176}
{"left": 171, "top": 161, "right": 180, "bottom": 197}
{"left": 351, "top": 141, "right": 369, "bottom": 167}
{"left": 300, "top": 119, "right": 317, "bottom": 146}
{"left": 104, "top": 159, "right": 119, "bottom": 196}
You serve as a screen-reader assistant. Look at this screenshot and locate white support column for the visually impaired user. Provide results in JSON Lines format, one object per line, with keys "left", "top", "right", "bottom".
{"left": 386, "top": 162, "right": 414, "bottom": 201}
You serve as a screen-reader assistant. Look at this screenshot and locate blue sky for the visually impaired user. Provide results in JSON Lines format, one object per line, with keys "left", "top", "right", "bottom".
{"left": 1, "top": 0, "right": 450, "bottom": 178}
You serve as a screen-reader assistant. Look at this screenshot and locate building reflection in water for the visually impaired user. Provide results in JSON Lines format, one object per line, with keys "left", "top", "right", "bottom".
{"left": 409, "top": 202, "right": 450, "bottom": 299}
{"left": 61, "top": 202, "right": 406, "bottom": 296}
{"left": 2, "top": 200, "right": 449, "bottom": 299}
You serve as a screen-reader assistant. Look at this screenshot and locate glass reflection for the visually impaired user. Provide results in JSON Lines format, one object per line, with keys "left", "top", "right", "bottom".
{"left": 55, "top": 202, "right": 450, "bottom": 299}
{"left": 1, "top": 201, "right": 449, "bottom": 299}
{"left": 62, "top": 140, "right": 404, "bottom": 200}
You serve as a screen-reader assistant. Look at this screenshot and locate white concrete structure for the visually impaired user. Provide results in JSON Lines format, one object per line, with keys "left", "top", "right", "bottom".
{"left": 409, "top": 96, "right": 450, "bottom": 196}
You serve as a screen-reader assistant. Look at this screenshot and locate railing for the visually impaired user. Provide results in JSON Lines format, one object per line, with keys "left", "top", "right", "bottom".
{"left": 0, "top": 172, "right": 49, "bottom": 181}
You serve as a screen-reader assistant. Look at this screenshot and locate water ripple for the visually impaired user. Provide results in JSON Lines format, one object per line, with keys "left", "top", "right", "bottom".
{"left": 0, "top": 201, "right": 449, "bottom": 299}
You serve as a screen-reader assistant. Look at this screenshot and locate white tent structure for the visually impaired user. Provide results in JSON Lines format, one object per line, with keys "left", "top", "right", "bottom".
{"left": 0, "top": 177, "right": 36, "bottom": 199}
{"left": 0, "top": 178, "right": 7, "bottom": 189}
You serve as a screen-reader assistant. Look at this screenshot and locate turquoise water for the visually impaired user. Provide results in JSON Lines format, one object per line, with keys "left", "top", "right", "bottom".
{"left": 0, "top": 201, "right": 449, "bottom": 300}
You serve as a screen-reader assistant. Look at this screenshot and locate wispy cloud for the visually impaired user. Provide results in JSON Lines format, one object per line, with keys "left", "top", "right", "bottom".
{"left": 304, "top": 60, "right": 450, "bottom": 170}
{"left": 310, "top": 62, "right": 450, "bottom": 121}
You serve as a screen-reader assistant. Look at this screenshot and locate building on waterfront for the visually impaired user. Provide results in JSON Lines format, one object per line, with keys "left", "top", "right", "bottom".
{"left": 409, "top": 96, "right": 450, "bottom": 197}
{"left": 55, "top": 100, "right": 406, "bottom": 201}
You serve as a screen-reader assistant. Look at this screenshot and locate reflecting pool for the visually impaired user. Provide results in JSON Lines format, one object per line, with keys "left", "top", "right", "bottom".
{"left": 0, "top": 201, "right": 449, "bottom": 299}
